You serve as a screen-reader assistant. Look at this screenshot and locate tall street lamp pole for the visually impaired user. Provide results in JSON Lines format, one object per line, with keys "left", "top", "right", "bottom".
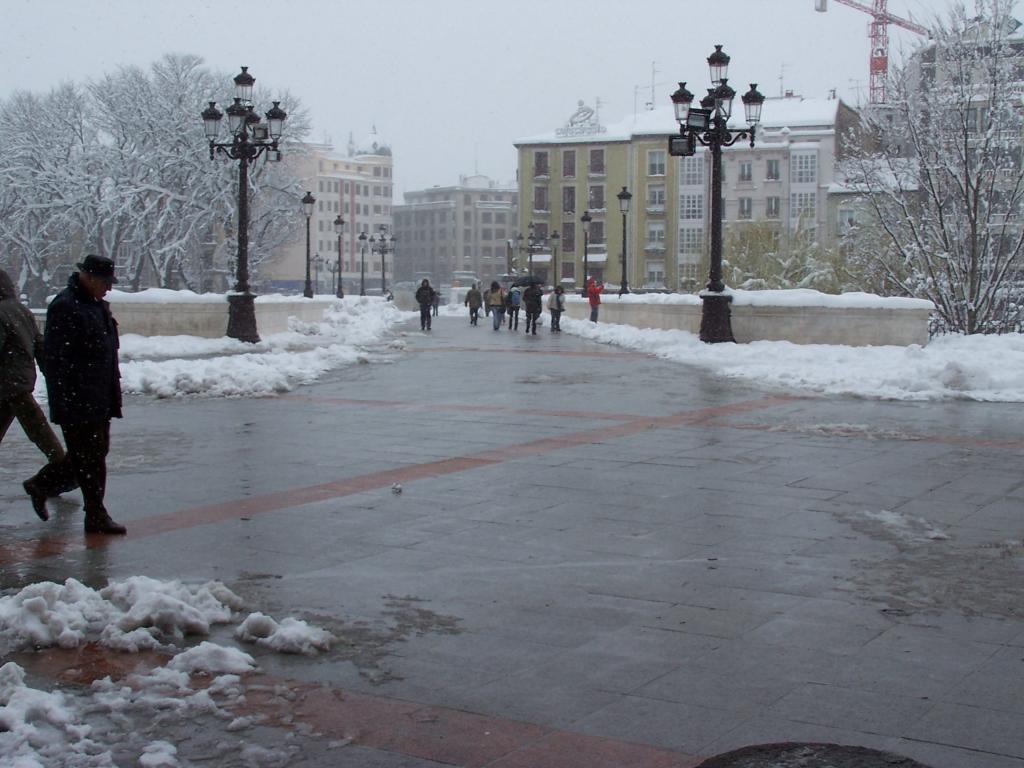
{"left": 201, "top": 66, "right": 288, "bottom": 343}
{"left": 617, "top": 186, "right": 632, "bottom": 295}
{"left": 669, "top": 45, "right": 765, "bottom": 343}
{"left": 527, "top": 221, "right": 536, "bottom": 275}
{"left": 302, "top": 191, "right": 315, "bottom": 298}
{"left": 580, "top": 210, "right": 592, "bottom": 296}
{"left": 370, "top": 225, "right": 394, "bottom": 294}
{"left": 550, "top": 230, "right": 560, "bottom": 289}
{"left": 333, "top": 215, "right": 345, "bottom": 298}
{"left": 358, "top": 231, "right": 367, "bottom": 296}
{"left": 314, "top": 253, "right": 322, "bottom": 294}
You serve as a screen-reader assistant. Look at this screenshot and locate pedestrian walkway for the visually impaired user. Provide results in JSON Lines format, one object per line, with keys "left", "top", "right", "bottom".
{"left": 2, "top": 313, "right": 1023, "bottom": 767}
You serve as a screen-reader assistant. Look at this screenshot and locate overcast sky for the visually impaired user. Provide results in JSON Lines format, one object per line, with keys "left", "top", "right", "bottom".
{"left": 0, "top": 0, "right": 990, "bottom": 196}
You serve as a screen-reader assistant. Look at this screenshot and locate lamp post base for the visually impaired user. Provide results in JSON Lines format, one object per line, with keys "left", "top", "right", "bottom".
{"left": 699, "top": 293, "right": 735, "bottom": 343}
{"left": 227, "top": 293, "right": 260, "bottom": 343}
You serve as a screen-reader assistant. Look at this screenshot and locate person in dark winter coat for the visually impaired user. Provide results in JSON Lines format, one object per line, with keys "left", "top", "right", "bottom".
{"left": 464, "top": 283, "right": 482, "bottom": 326}
{"left": 28, "top": 255, "right": 126, "bottom": 534}
{"left": 522, "top": 283, "right": 543, "bottom": 335}
{"left": 1, "top": 268, "right": 75, "bottom": 520}
{"left": 415, "top": 279, "right": 436, "bottom": 331}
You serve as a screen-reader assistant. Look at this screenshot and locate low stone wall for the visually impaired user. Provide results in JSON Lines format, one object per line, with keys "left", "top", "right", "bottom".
{"left": 563, "top": 296, "right": 931, "bottom": 346}
{"left": 104, "top": 298, "right": 338, "bottom": 338}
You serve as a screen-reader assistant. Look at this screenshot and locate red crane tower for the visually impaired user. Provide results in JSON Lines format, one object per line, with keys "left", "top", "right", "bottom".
{"left": 815, "top": 0, "right": 928, "bottom": 103}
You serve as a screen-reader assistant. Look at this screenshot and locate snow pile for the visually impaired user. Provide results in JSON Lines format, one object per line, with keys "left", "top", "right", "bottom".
{"left": 562, "top": 317, "right": 1024, "bottom": 402}
{"left": 564, "top": 288, "right": 933, "bottom": 309}
{"left": 116, "top": 297, "right": 409, "bottom": 398}
{"left": 0, "top": 577, "right": 333, "bottom": 766}
{"left": 861, "top": 509, "right": 951, "bottom": 543}
{"left": 235, "top": 612, "right": 334, "bottom": 655}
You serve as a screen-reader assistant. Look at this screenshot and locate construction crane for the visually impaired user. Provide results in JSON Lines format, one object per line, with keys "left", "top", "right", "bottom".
{"left": 815, "top": 0, "right": 928, "bottom": 103}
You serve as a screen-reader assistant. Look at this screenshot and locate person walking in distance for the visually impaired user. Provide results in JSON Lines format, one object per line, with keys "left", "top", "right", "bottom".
{"left": 548, "top": 285, "right": 565, "bottom": 332}
{"left": 415, "top": 278, "right": 436, "bottom": 331}
{"left": 522, "top": 282, "right": 543, "bottom": 335}
{"left": 505, "top": 284, "right": 522, "bottom": 331}
{"left": 486, "top": 281, "right": 505, "bottom": 331}
{"left": 587, "top": 277, "right": 603, "bottom": 323}
{"left": 1, "top": 268, "right": 76, "bottom": 520}
{"left": 464, "top": 282, "right": 482, "bottom": 326}
{"left": 30, "top": 255, "right": 126, "bottom": 534}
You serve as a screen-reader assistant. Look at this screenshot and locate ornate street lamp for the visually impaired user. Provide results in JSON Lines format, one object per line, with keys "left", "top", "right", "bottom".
{"left": 333, "top": 215, "right": 345, "bottom": 298}
{"left": 358, "top": 231, "right": 368, "bottom": 296}
{"left": 580, "top": 210, "right": 592, "bottom": 296}
{"left": 617, "top": 187, "right": 632, "bottom": 295}
{"left": 370, "top": 225, "right": 395, "bottom": 294}
{"left": 669, "top": 46, "right": 764, "bottom": 343}
{"left": 201, "top": 67, "right": 287, "bottom": 342}
{"left": 550, "top": 230, "right": 560, "bottom": 289}
{"left": 302, "top": 191, "right": 316, "bottom": 298}
{"left": 327, "top": 261, "right": 338, "bottom": 296}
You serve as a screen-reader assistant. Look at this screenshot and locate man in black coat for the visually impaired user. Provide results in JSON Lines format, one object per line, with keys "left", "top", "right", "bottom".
{"left": 415, "top": 279, "right": 436, "bottom": 331}
{"left": 29, "top": 255, "right": 126, "bottom": 534}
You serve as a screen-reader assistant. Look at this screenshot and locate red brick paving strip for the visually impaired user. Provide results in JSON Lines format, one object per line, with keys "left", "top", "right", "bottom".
{"left": 0, "top": 396, "right": 791, "bottom": 566}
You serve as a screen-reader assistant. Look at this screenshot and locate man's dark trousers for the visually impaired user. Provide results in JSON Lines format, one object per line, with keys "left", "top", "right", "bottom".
{"left": 33, "top": 421, "right": 110, "bottom": 516}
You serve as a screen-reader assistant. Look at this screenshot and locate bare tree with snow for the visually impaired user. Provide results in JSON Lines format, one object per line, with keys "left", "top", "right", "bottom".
{"left": 840, "top": 0, "right": 1024, "bottom": 334}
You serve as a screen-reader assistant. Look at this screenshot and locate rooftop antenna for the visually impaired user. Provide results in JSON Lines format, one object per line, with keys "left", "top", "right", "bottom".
{"left": 647, "top": 61, "right": 659, "bottom": 110}
{"left": 778, "top": 62, "right": 787, "bottom": 97}
{"left": 594, "top": 96, "right": 604, "bottom": 123}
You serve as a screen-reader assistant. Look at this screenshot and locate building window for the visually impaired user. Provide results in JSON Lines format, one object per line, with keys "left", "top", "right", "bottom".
{"left": 738, "top": 197, "right": 753, "bottom": 219}
{"left": 562, "top": 186, "right": 576, "bottom": 213}
{"left": 482, "top": 228, "right": 493, "bottom": 240}
{"left": 679, "top": 261, "right": 700, "bottom": 290}
{"left": 680, "top": 155, "right": 703, "bottom": 186}
{"left": 680, "top": 194, "right": 703, "bottom": 220}
{"left": 482, "top": 212, "right": 492, "bottom": 223}
{"left": 766, "top": 159, "right": 780, "bottom": 181}
{"left": 645, "top": 261, "right": 665, "bottom": 286}
{"left": 790, "top": 192, "right": 816, "bottom": 220}
{"left": 648, "top": 149, "right": 667, "bottom": 176}
{"left": 739, "top": 161, "right": 752, "bottom": 182}
{"left": 679, "top": 227, "right": 703, "bottom": 256}
{"left": 646, "top": 221, "right": 666, "bottom": 247}
{"left": 647, "top": 183, "right": 666, "bottom": 208}
{"left": 496, "top": 212, "right": 506, "bottom": 224}
{"left": 766, "top": 196, "right": 781, "bottom": 219}
{"left": 534, "top": 150, "right": 549, "bottom": 177}
{"left": 792, "top": 153, "right": 817, "bottom": 184}
{"left": 534, "top": 186, "right": 549, "bottom": 211}
{"left": 562, "top": 222, "right": 576, "bottom": 252}
{"left": 589, "top": 148, "right": 605, "bottom": 175}
{"left": 562, "top": 150, "right": 576, "bottom": 178}
{"left": 588, "top": 185, "right": 605, "bottom": 210}
{"left": 837, "top": 207, "right": 858, "bottom": 234}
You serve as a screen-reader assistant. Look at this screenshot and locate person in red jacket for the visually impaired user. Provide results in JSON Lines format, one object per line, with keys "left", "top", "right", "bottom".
{"left": 586, "top": 278, "right": 603, "bottom": 323}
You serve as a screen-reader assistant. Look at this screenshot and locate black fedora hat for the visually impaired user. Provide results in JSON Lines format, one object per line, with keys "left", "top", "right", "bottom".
{"left": 77, "top": 254, "right": 118, "bottom": 284}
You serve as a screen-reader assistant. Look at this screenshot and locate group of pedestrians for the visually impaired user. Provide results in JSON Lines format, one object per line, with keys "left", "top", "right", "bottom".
{"left": 461, "top": 278, "right": 604, "bottom": 333}
{"left": 1, "top": 256, "right": 127, "bottom": 535}
{"left": 418, "top": 276, "right": 604, "bottom": 334}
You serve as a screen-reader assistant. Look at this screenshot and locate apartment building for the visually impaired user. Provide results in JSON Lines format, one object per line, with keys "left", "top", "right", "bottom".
{"left": 515, "top": 95, "right": 858, "bottom": 290}
{"left": 392, "top": 175, "right": 518, "bottom": 285}
{"left": 260, "top": 129, "right": 394, "bottom": 294}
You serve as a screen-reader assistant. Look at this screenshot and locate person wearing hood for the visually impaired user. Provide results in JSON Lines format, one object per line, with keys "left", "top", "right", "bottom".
{"left": 415, "top": 278, "right": 436, "bottom": 331}
{"left": 1, "top": 268, "right": 75, "bottom": 520}
{"left": 27, "top": 255, "right": 126, "bottom": 535}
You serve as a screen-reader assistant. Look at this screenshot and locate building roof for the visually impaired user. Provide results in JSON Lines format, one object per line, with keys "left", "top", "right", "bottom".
{"left": 514, "top": 96, "right": 849, "bottom": 147}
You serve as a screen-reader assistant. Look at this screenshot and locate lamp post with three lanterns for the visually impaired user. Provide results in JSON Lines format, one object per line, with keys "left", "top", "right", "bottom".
{"left": 669, "top": 45, "right": 764, "bottom": 343}
{"left": 201, "top": 66, "right": 288, "bottom": 343}
{"left": 370, "top": 225, "right": 395, "bottom": 294}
